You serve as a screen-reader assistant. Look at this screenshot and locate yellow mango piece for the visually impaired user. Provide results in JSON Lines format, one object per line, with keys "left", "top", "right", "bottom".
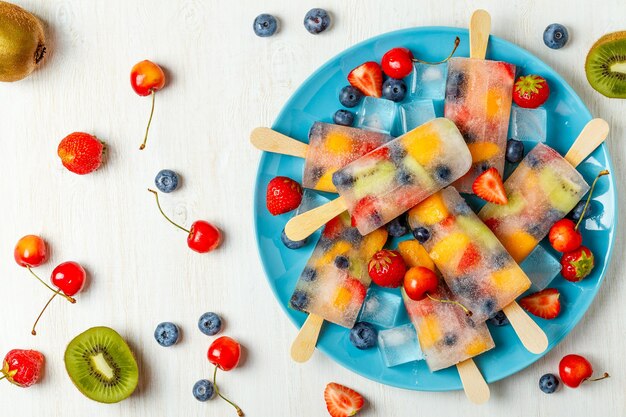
{"left": 468, "top": 142, "right": 501, "bottom": 163}
{"left": 397, "top": 240, "right": 435, "bottom": 271}
{"left": 325, "top": 132, "right": 353, "bottom": 155}
{"left": 362, "top": 229, "right": 388, "bottom": 260}
{"left": 333, "top": 286, "right": 352, "bottom": 310}
{"left": 408, "top": 192, "right": 449, "bottom": 226}
{"left": 499, "top": 230, "right": 538, "bottom": 263}
{"left": 491, "top": 266, "right": 531, "bottom": 294}
{"left": 315, "top": 171, "right": 336, "bottom": 192}
{"left": 430, "top": 232, "right": 470, "bottom": 266}
{"left": 466, "top": 338, "right": 489, "bottom": 356}
{"left": 417, "top": 314, "right": 442, "bottom": 349}
{"left": 401, "top": 124, "right": 442, "bottom": 166}
{"left": 317, "top": 240, "right": 352, "bottom": 266}
{"left": 485, "top": 89, "right": 504, "bottom": 118}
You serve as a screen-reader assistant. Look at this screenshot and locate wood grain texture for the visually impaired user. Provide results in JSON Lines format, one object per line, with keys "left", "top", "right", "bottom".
{"left": 290, "top": 313, "right": 324, "bottom": 363}
{"left": 0, "top": 1, "right": 625, "bottom": 416}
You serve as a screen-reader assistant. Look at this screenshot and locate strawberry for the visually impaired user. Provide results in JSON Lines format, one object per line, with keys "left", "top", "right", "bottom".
{"left": 457, "top": 243, "right": 481, "bottom": 273}
{"left": 549, "top": 219, "right": 582, "bottom": 252}
{"left": 483, "top": 217, "right": 500, "bottom": 232}
{"left": 519, "top": 288, "right": 561, "bottom": 319}
{"left": 2, "top": 349, "right": 45, "bottom": 387}
{"left": 472, "top": 168, "right": 508, "bottom": 205}
{"left": 497, "top": 61, "right": 516, "bottom": 79}
{"left": 350, "top": 196, "right": 379, "bottom": 227}
{"left": 57, "top": 132, "right": 105, "bottom": 175}
{"left": 561, "top": 246, "right": 594, "bottom": 282}
{"left": 344, "top": 277, "right": 367, "bottom": 305}
{"left": 266, "top": 176, "right": 303, "bottom": 215}
{"left": 348, "top": 62, "right": 383, "bottom": 98}
{"left": 323, "top": 216, "right": 345, "bottom": 239}
{"left": 368, "top": 249, "right": 407, "bottom": 288}
{"left": 324, "top": 382, "right": 364, "bottom": 417}
{"left": 513, "top": 75, "right": 550, "bottom": 109}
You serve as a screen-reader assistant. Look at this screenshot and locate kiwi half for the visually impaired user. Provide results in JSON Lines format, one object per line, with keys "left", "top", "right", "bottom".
{"left": 64, "top": 326, "right": 139, "bottom": 404}
{"left": 585, "top": 31, "right": 626, "bottom": 98}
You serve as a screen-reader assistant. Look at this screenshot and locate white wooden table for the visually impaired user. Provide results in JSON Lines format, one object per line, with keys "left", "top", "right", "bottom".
{"left": 1, "top": 1, "right": 624, "bottom": 415}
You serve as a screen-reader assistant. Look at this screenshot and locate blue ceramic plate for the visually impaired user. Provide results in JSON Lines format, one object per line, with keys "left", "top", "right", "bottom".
{"left": 253, "top": 27, "right": 616, "bottom": 391}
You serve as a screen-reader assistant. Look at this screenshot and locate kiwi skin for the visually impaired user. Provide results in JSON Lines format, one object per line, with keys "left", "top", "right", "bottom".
{"left": 0, "top": 1, "right": 46, "bottom": 82}
{"left": 585, "top": 31, "right": 626, "bottom": 98}
{"left": 64, "top": 326, "right": 139, "bottom": 404}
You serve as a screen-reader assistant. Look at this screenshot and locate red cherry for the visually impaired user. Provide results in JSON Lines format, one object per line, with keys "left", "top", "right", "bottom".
{"left": 548, "top": 219, "right": 582, "bottom": 253}
{"left": 51, "top": 261, "right": 86, "bottom": 296}
{"left": 131, "top": 60, "right": 165, "bottom": 150}
{"left": 14, "top": 235, "right": 48, "bottom": 267}
{"left": 381, "top": 47, "right": 414, "bottom": 79}
{"left": 403, "top": 266, "right": 438, "bottom": 301}
{"left": 148, "top": 189, "right": 222, "bottom": 253}
{"left": 1, "top": 349, "right": 44, "bottom": 387}
{"left": 559, "top": 354, "right": 609, "bottom": 388}
{"left": 208, "top": 336, "right": 241, "bottom": 371}
{"left": 188, "top": 221, "right": 222, "bottom": 253}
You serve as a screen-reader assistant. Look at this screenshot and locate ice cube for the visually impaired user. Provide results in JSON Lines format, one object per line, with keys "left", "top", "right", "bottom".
{"left": 399, "top": 100, "right": 436, "bottom": 133}
{"left": 520, "top": 245, "right": 562, "bottom": 291}
{"left": 410, "top": 62, "right": 448, "bottom": 100}
{"left": 378, "top": 323, "right": 424, "bottom": 367}
{"left": 295, "top": 189, "right": 330, "bottom": 215}
{"left": 359, "top": 287, "right": 402, "bottom": 328}
{"left": 356, "top": 97, "right": 397, "bottom": 134}
{"left": 509, "top": 105, "right": 547, "bottom": 143}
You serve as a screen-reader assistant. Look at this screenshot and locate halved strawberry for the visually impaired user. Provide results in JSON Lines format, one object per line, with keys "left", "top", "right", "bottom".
{"left": 351, "top": 196, "right": 379, "bottom": 227}
{"left": 519, "top": 288, "right": 561, "bottom": 319}
{"left": 348, "top": 62, "right": 383, "bottom": 98}
{"left": 483, "top": 217, "right": 500, "bottom": 232}
{"left": 324, "top": 382, "right": 364, "bottom": 417}
{"left": 344, "top": 277, "right": 367, "bottom": 304}
{"left": 458, "top": 243, "right": 481, "bottom": 273}
{"left": 472, "top": 168, "right": 508, "bottom": 205}
{"left": 323, "top": 216, "right": 345, "bottom": 239}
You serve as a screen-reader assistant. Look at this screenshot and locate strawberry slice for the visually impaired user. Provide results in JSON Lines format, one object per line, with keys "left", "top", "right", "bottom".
{"left": 348, "top": 62, "right": 383, "bottom": 98}
{"left": 324, "top": 382, "right": 364, "bottom": 417}
{"left": 519, "top": 288, "right": 561, "bottom": 319}
{"left": 457, "top": 243, "right": 481, "bottom": 273}
{"left": 323, "top": 216, "right": 344, "bottom": 239}
{"left": 472, "top": 167, "right": 508, "bottom": 205}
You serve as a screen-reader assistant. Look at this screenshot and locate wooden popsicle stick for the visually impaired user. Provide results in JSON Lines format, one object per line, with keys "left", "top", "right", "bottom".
{"left": 469, "top": 10, "right": 491, "bottom": 59}
{"left": 503, "top": 301, "right": 548, "bottom": 354}
{"left": 284, "top": 196, "right": 348, "bottom": 241}
{"left": 457, "top": 359, "right": 490, "bottom": 404}
{"left": 290, "top": 314, "right": 324, "bottom": 363}
{"left": 564, "top": 118, "right": 610, "bottom": 167}
{"left": 250, "top": 127, "right": 309, "bottom": 159}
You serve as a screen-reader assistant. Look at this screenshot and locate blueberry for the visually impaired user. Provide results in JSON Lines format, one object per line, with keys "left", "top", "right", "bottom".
{"left": 492, "top": 252, "right": 510, "bottom": 269}
{"left": 389, "top": 142, "right": 407, "bottom": 163}
{"left": 253, "top": 14, "right": 278, "bottom": 37}
{"left": 382, "top": 78, "right": 407, "bottom": 102}
{"left": 506, "top": 139, "right": 524, "bottom": 163}
{"left": 290, "top": 290, "right": 309, "bottom": 311}
{"left": 386, "top": 216, "right": 408, "bottom": 237}
{"left": 154, "top": 322, "right": 179, "bottom": 347}
{"left": 482, "top": 298, "right": 497, "bottom": 316}
{"left": 395, "top": 169, "right": 414, "bottom": 185}
{"left": 281, "top": 229, "right": 307, "bottom": 249}
{"left": 349, "top": 322, "right": 377, "bottom": 350}
{"left": 478, "top": 162, "right": 490, "bottom": 173}
{"left": 332, "top": 170, "right": 354, "bottom": 187}
{"left": 488, "top": 310, "right": 510, "bottom": 326}
{"left": 333, "top": 109, "right": 354, "bottom": 126}
{"left": 568, "top": 200, "right": 590, "bottom": 222}
{"left": 154, "top": 169, "right": 180, "bottom": 193}
{"left": 543, "top": 24, "right": 569, "bottom": 49}
{"left": 546, "top": 208, "right": 565, "bottom": 224}
{"left": 334, "top": 255, "right": 350, "bottom": 269}
{"left": 451, "top": 276, "right": 479, "bottom": 298}
{"left": 193, "top": 379, "right": 215, "bottom": 401}
{"left": 338, "top": 86, "right": 363, "bottom": 108}
{"left": 343, "top": 228, "right": 363, "bottom": 245}
{"left": 454, "top": 201, "right": 471, "bottom": 216}
{"left": 526, "top": 151, "right": 542, "bottom": 168}
{"left": 446, "top": 71, "right": 465, "bottom": 99}
{"left": 443, "top": 332, "right": 458, "bottom": 346}
{"left": 304, "top": 8, "right": 330, "bottom": 34}
{"left": 198, "top": 312, "right": 222, "bottom": 336}
{"left": 310, "top": 166, "right": 324, "bottom": 182}
{"left": 539, "top": 373, "right": 560, "bottom": 394}
{"left": 301, "top": 267, "right": 317, "bottom": 282}
{"left": 412, "top": 227, "right": 430, "bottom": 243}
{"left": 435, "top": 165, "right": 452, "bottom": 183}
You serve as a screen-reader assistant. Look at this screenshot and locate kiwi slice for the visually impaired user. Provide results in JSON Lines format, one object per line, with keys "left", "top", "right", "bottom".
{"left": 64, "top": 326, "right": 139, "bottom": 403}
{"left": 585, "top": 31, "right": 626, "bottom": 98}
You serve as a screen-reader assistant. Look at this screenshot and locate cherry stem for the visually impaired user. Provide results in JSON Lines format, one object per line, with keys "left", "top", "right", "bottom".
{"left": 31, "top": 289, "right": 61, "bottom": 336}
{"left": 588, "top": 372, "right": 610, "bottom": 382}
{"left": 139, "top": 90, "right": 156, "bottom": 150}
{"left": 413, "top": 36, "right": 460, "bottom": 65}
{"left": 213, "top": 365, "right": 244, "bottom": 416}
{"left": 575, "top": 170, "right": 609, "bottom": 231}
{"left": 27, "top": 267, "right": 75, "bottom": 303}
{"left": 427, "top": 293, "right": 473, "bottom": 316}
{"left": 0, "top": 375, "right": 6, "bottom": 382}
{"left": 147, "top": 189, "right": 191, "bottom": 234}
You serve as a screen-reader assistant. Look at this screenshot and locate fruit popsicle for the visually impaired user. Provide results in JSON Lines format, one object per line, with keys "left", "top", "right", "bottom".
{"left": 250, "top": 123, "right": 392, "bottom": 193}
{"left": 402, "top": 281, "right": 494, "bottom": 372}
{"left": 289, "top": 212, "right": 387, "bottom": 328}
{"left": 479, "top": 143, "right": 590, "bottom": 263}
{"left": 407, "top": 187, "right": 531, "bottom": 323}
{"left": 444, "top": 57, "right": 515, "bottom": 193}
{"left": 331, "top": 118, "right": 472, "bottom": 236}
